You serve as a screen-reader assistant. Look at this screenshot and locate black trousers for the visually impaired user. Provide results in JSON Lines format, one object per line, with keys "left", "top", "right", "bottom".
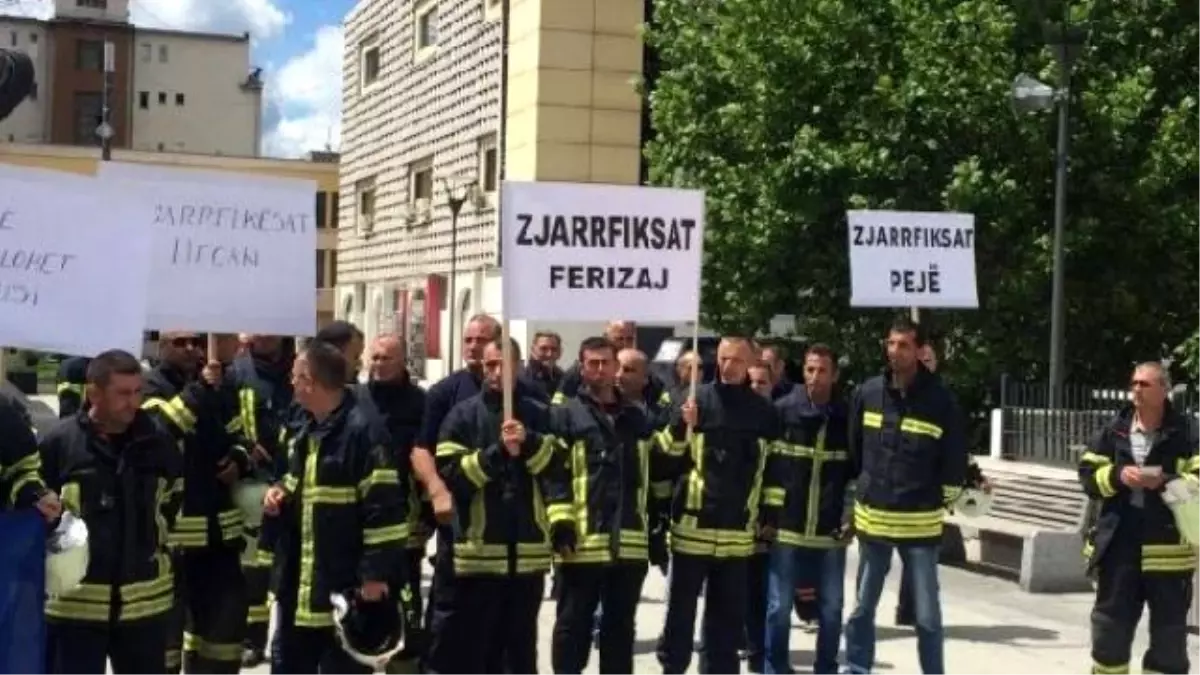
{"left": 744, "top": 552, "right": 769, "bottom": 669}
{"left": 272, "top": 597, "right": 371, "bottom": 674}
{"left": 423, "top": 553, "right": 544, "bottom": 674}
{"left": 385, "top": 547, "right": 428, "bottom": 673}
{"left": 657, "top": 552, "right": 748, "bottom": 674}
{"left": 551, "top": 561, "right": 648, "bottom": 674}
{"left": 1091, "top": 559, "right": 1193, "bottom": 674}
{"left": 47, "top": 616, "right": 169, "bottom": 674}
{"left": 164, "top": 547, "right": 248, "bottom": 674}
{"left": 242, "top": 557, "right": 272, "bottom": 652}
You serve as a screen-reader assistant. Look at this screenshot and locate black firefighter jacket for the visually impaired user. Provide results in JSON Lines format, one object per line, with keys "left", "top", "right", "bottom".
{"left": 275, "top": 389, "right": 409, "bottom": 628}
{"left": 0, "top": 391, "right": 45, "bottom": 510}
{"left": 356, "top": 376, "right": 429, "bottom": 550}
{"left": 774, "top": 386, "right": 853, "bottom": 549}
{"left": 849, "top": 366, "right": 966, "bottom": 546}
{"left": 1079, "top": 402, "right": 1199, "bottom": 576}
{"left": 40, "top": 410, "right": 183, "bottom": 623}
{"left": 142, "top": 364, "right": 250, "bottom": 550}
{"left": 658, "top": 380, "right": 787, "bottom": 559}
{"left": 556, "top": 362, "right": 672, "bottom": 410}
{"left": 435, "top": 388, "right": 572, "bottom": 576}
{"left": 230, "top": 350, "right": 297, "bottom": 481}
{"left": 551, "top": 386, "right": 673, "bottom": 565}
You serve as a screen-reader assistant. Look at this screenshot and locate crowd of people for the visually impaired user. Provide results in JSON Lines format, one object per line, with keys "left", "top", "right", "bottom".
{"left": 0, "top": 314, "right": 1194, "bottom": 675}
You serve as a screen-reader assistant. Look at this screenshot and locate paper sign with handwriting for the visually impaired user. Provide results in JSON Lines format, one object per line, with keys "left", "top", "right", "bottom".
{"left": 97, "top": 162, "right": 318, "bottom": 336}
{"left": 0, "top": 175, "right": 150, "bottom": 357}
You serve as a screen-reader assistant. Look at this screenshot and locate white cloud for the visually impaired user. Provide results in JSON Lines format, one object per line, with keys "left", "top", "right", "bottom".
{"left": 262, "top": 24, "right": 343, "bottom": 158}
{"left": 129, "top": 0, "right": 290, "bottom": 40}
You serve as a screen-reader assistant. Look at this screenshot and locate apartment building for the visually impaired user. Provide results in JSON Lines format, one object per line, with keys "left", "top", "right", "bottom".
{"left": 0, "top": 143, "right": 340, "bottom": 327}
{"left": 0, "top": 0, "right": 262, "bottom": 156}
{"left": 338, "top": 0, "right": 652, "bottom": 380}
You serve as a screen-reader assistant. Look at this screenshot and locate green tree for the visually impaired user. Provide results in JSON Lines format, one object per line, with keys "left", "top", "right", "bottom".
{"left": 645, "top": 0, "right": 1198, "bottom": 408}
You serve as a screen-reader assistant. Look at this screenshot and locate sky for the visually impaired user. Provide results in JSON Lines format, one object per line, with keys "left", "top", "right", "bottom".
{"left": 0, "top": 0, "right": 354, "bottom": 158}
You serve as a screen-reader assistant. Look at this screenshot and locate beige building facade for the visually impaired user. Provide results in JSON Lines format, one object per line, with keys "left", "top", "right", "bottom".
{"left": 0, "top": 16, "right": 51, "bottom": 144}
{"left": 338, "top": 0, "right": 652, "bottom": 380}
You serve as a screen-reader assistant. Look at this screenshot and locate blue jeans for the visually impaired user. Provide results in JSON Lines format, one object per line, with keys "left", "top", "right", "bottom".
{"left": 844, "top": 540, "right": 943, "bottom": 674}
{"left": 763, "top": 545, "right": 846, "bottom": 674}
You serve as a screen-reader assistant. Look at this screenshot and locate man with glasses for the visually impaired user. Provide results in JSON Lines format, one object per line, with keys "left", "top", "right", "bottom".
{"left": 1081, "top": 361, "right": 1197, "bottom": 675}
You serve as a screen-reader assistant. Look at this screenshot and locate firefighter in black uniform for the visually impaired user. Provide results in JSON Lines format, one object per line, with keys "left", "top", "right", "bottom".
{"left": 228, "top": 334, "right": 296, "bottom": 666}
{"left": 426, "top": 336, "right": 575, "bottom": 674}
{"left": 262, "top": 341, "right": 409, "bottom": 672}
{"left": 357, "top": 332, "right": 430, "bottom": 673}
{"left": 55, "top": 355, "right": 91, "bottom": 418}
{"left": 655, "top": 337, "right": 789, "bottom": 675}
{"left": 553, "top": 321, "right": 670, "bottom": 410}
{"left": 843, "top": 317, "right": 966, "bottom": 675}
{"left": 143, "top": 333, "right": 251, "bottom": 674}
{"left": 524, "top": 330, "right": 565, "bottom": 398}
{"left": 0, "top": 388, "right": 60, "bottom": 517}
{"left": 40, "top": 350, "right": 185, "bottom": 674}
{"left": 549, "top": 337, "right": 673, "bottom": 674}
{"left": 1080, "top": 361, "right": 1198, "bottom": 675}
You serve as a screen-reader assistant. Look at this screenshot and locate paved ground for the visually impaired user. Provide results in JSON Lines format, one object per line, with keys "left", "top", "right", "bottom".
{"left": 240, "top": 542, "right": 1198, "bottom": 674}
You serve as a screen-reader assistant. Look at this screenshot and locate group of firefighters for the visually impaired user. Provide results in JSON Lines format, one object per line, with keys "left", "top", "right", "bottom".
{"left": 0, "top": 313, "right": 1194, "bottom": 674}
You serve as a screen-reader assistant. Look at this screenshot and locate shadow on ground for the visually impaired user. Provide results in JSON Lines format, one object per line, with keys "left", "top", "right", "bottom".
{"left": 876, "top": 623, "right": 1060, "bottom": 644}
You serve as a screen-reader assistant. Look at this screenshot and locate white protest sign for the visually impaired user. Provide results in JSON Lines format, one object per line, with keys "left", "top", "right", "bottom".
{"left": 501, "top": 181, "right": 705, "bottom": 322}
{"left": 0, "top": 175, "right": 151, "bottom": 356}
{"left": 847, "top": 210, "right": 978, "bottom": 309}
{"left": 96, "top": 162, "right": 318, "bottom": 336}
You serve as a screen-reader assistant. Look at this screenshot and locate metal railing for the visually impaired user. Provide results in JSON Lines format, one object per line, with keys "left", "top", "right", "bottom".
{"left": 996, "top": 375, "right": 1198, "bottom": 467}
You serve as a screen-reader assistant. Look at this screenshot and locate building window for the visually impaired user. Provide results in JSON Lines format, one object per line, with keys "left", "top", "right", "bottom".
{"left": 158, "top": 92, "right": 166, "bottom": 105}
{"left": 29, "top": 33, "right": 37, "bottom": 44}
{"left": 76, "top": 0, "right": 108, "bottom": 8}
{"left": 415, "top": 2, "right": 438, "bottom": 53}
{"left": 356, "top": 177, "right": 377, "bottom": 233}
{"left": 409, "top": 290, "right": 426, "bottom": 378}
{"left": 483, "top": 0, "right": 502, "bottom": 21}
{"left": 360, "top": 44, "right": 380, "bottom": 88}
{"left": 315, "top": 250, "right": 327, "bottom": 289}
{"left": 331, "top": 192, "right": 340, "bottom": 228}
{"left": 72, "top": 92, "right": 103, "bottom": 145}
{"left": 138, "top": 91, "right": 149, "bottom": 109}
{"left": 76, "top": 40, "right": 104, "bottom": 71}
{"left": 315, "top": 191, "right": 328, "bottom": 229}
{"left": 478, "top": 134, "right": 498, "bottom": 193}
{"left": 410, "top": 160, "right": 433, "bottom": 203}
{"left": 329, "top": 250, "right": 338, "bottom": 287}
{"left": 175, "top": 93, "right": 185, "bottom": 106}
{"left": 140, "top": 43, "right": 151, "bottom": 62}
{"left": 158, "top": 44, "right": 168, "bottom": 63}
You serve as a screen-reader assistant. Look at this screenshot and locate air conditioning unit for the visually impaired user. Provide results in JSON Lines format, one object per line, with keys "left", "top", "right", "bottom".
{"left": 400, "top": 203, "right": 416, "bottom": 225}
{"left": 416, "top": 198, "right": 432, "bottom": 224}
{"left": 359, "top": 214, "right": 375, "bottom": 236}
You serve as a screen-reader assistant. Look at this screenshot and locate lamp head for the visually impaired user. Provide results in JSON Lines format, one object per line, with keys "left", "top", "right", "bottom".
{"left": 1011, "top": 73, "right": 1057, "bottom": 114}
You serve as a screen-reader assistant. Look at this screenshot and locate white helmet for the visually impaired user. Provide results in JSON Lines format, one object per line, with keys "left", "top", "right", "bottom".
{"left": 330, "top": 592, "right": 406, "bottom": 670}
{"left": 46, "top": 512, "right": 89, "bottom": 597}
{"left": 953, "top": 487, "right": 993, "bottom": 519}
{"left": 233, "top": 480, "right": 269, "bottom": 564}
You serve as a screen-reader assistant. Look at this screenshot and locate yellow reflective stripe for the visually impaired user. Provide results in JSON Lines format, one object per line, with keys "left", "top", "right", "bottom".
{"left": 436, "top": 441, "right": 469, "bottom": 458}
{"left": 60, "top": 482, "right": 81, "bottom": 514}
{"left": 1094, "top": 465, "right": 1118, "bottom": 498}
{"left": 1080, "top": 450, "right": 1112, "bottom": 466}
{"left": 142, "top": 396, "right": 198, "bottom": 434}
{"left": 685, "top": 434, "right": 706, "bottom": 512}
{"left": 656, "top": 428, "right": 689, "bottom": 457}
{"left": 571, "top": 441, "right": 589, "bottom": 535}
{"left": 526, "top": 435, "right": 560, "bottom": 475}
{"left": 461, "top": 453, "right": 489, "bottom": 488}
{"left": 1141, "top": 543, "right": 1197, "bottom": 573}
{"left": 307, "top": 486, "right": 356, "bottom": 504}
{"left": 282, "top": 474, "right": 298, "bottom": 493}
{"left": 173, "top": 515, "right": 208, "bottom": 531}
{"left": 56, "top": 382, "right": 83, "bottom": 396}
{"left": 547, "top": 503, "right": 573, "bottom": 525}
{"left": 363, "top": 523, "right": 409, "bottom": 546}
{"left": 357, "top": 468, "right": 400, "bottom": 496}
{"left": 296, "top": 438, "right": 329, "bottom": 628}
{"left": 900, "top": 418, "right": 943, "bottom": 438}
{"left": 1091, "top": 661, "right": 1130, "bottom": 674}
{"left": 239, "top": 388, "right": 258, "bottom": 443}
{"left": 650, "top": 480, "right": 673, "bottom": 499}
{"left": 247, "top": 603, "right": 270, "bottom": 624}
{"left": 862, "top": 411, "right": 882, "bottom": 428}
{"left": 225, "top": 415, "right": 244, "bottom": 434}
{"left": 551, "top": 391, "right": 567, "bottom": 406}
{"left": 1, "top": 452, "right": 39, "bottom": 481}
{"left": 776, "top": 529, "right": 844, "bottom": 548}
{"left": 46, "top": 572, "right": 174, "bottom": 622}
{"left": 186, "top": 634, "right": 243, "bottom": 662}
{"left": 657, "top": 391, "right": 670, "bottom": 406}
{"left": 762, "top": 487, "right": 785, "bottom": 507}
{"left": 853, "top": 502, "right": 943, "bottom": 539}
{"left": 1182, "top": 454, "right": 1199, "bottom": 474}
{"left": 671, "top": 518, "right": 755, "bottom": 558}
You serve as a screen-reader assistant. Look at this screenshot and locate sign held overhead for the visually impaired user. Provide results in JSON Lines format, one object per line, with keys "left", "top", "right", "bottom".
{"left": 847, "top": 209, "right": 978, "bottom": 309}
{"left": 502, "top": 181, "right": 705, "bottom": 322}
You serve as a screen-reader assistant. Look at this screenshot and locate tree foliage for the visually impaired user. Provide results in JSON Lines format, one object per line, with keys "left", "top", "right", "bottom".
{"left": 644, "top": 0, "right": 1199, "bottom": 407}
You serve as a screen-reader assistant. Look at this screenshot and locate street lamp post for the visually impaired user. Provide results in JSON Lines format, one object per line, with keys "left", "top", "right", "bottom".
{"left": 443, "top": 177, "right": 476, "bottom": 372}
{"left": 1010, "top": 21, "right": 1085, "bottom": 408}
